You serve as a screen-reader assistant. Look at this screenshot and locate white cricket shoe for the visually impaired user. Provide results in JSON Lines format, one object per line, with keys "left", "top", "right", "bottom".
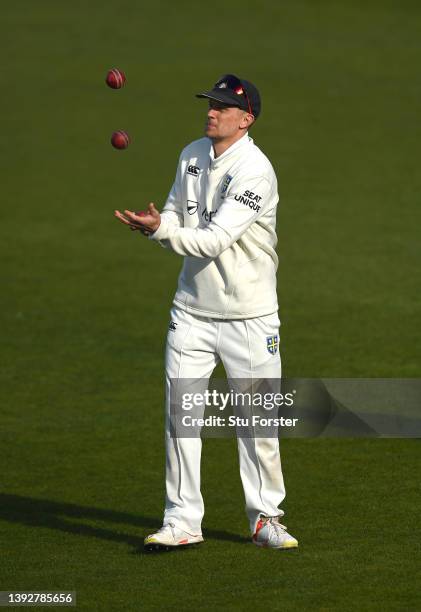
{"left": 144, "top": 523, "right": 204, "bottom": 551}
{"left": 252, "top": 515, "right": 298, "bottom": 549}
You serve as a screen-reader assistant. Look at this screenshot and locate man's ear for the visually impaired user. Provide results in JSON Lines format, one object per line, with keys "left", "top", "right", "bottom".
{"left": 240, "top": 112, "right": 255, "bottom": 129}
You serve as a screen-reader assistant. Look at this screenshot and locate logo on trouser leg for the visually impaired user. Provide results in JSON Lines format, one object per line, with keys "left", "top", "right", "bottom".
{"left": 169, "top": 321, "right": 177, "bottom": 332}
{"left": 266, "top": 335, "right": 279, "bottom": 355}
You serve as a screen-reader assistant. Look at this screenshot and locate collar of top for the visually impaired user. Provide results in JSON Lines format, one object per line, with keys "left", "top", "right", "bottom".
{"left": 209, "top": 133, "right": 252, "bottom": 169}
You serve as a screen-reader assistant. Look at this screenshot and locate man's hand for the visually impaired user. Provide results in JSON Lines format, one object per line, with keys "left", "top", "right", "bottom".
{"left": 114, "top": 203, "right": 161, "bottom": 236}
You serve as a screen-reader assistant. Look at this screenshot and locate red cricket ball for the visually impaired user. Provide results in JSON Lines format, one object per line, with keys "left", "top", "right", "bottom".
{"left": 134, "top": 211, "right": 147, "bottom": 217}
{"left": 111, "top": 130, "right": 130, "bottom": 149}
{"left": 105, "top": 68, "right": 126, "bottom": 89}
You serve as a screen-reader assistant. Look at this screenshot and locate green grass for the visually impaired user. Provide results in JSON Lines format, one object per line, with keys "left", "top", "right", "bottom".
{"left": 1, "top": 0, "right": 421, "bottom": 609}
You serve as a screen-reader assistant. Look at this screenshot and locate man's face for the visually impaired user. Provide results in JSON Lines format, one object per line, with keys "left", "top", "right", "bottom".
{"left": 205, "top": 99, "right": 249, "bottom": 140}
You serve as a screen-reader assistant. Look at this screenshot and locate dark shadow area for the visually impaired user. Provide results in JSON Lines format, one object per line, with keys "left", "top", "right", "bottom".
{"left": 0, "top": 493, "right": 249, "bottom": 553}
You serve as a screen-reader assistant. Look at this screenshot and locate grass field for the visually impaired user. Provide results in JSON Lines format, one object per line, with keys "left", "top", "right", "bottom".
{"left": 1, "top": 1, "right": 420, "bottom": 610}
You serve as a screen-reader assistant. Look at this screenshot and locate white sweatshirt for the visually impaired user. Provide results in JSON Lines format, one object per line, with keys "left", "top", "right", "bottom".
{"left": 150, "top": 133, "right": 279, "bottom": 319}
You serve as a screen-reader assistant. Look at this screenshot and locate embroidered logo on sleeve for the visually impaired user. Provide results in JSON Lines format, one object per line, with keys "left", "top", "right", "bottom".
{"left": 187, "top": 200, "right": 199, "bottom": 215}
{"left": 234, "top": 190, "right": 262, "bottom": 212}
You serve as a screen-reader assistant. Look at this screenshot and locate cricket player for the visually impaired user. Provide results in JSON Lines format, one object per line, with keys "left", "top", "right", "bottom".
{"left": 115, "top": 74, "right": 298, "bottom": 551}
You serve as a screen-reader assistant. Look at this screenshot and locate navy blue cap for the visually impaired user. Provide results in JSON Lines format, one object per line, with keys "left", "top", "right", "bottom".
{"left": 196, "top": 74, "right": 261, "bottom": 118}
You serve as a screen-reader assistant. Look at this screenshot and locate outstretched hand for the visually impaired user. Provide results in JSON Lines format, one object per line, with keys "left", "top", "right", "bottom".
{"left": 114, "top": 203, "right": 161, "bottom": 236}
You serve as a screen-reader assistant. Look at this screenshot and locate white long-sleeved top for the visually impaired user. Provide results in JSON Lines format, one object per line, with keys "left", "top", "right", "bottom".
{"left": 150, "top": 133, "right": 279, "bottom": 319}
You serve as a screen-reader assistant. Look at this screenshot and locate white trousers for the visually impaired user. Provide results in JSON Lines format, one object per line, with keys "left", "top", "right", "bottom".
{"left": 164, "top": 305, "right": 286, "bottom": 535}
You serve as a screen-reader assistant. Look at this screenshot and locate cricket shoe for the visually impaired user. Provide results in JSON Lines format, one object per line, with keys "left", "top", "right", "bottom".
{"left": 252, "top": 515, "right": 298, "bottom": 550}
{"left": 144, "top": 523, "right": 204, "bottom": 552}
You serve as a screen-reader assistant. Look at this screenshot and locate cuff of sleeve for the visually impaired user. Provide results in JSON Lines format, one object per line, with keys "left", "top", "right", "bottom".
{"left": 149, "top": 216, "right": 170, "bottom": 242}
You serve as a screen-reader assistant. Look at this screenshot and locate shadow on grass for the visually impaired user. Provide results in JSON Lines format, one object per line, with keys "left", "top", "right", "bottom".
{"left": 0, "top": 493, "right": 249, "bottom": 553}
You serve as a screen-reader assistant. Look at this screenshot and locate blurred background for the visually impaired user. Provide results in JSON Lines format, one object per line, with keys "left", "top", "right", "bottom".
{"left": 1, "top": 1, "right": 420, "bottom": 609}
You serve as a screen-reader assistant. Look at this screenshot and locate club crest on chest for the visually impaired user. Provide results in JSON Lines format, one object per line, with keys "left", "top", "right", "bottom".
{"left": 221, "top": 174, "right": 233, "bottom": 197}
